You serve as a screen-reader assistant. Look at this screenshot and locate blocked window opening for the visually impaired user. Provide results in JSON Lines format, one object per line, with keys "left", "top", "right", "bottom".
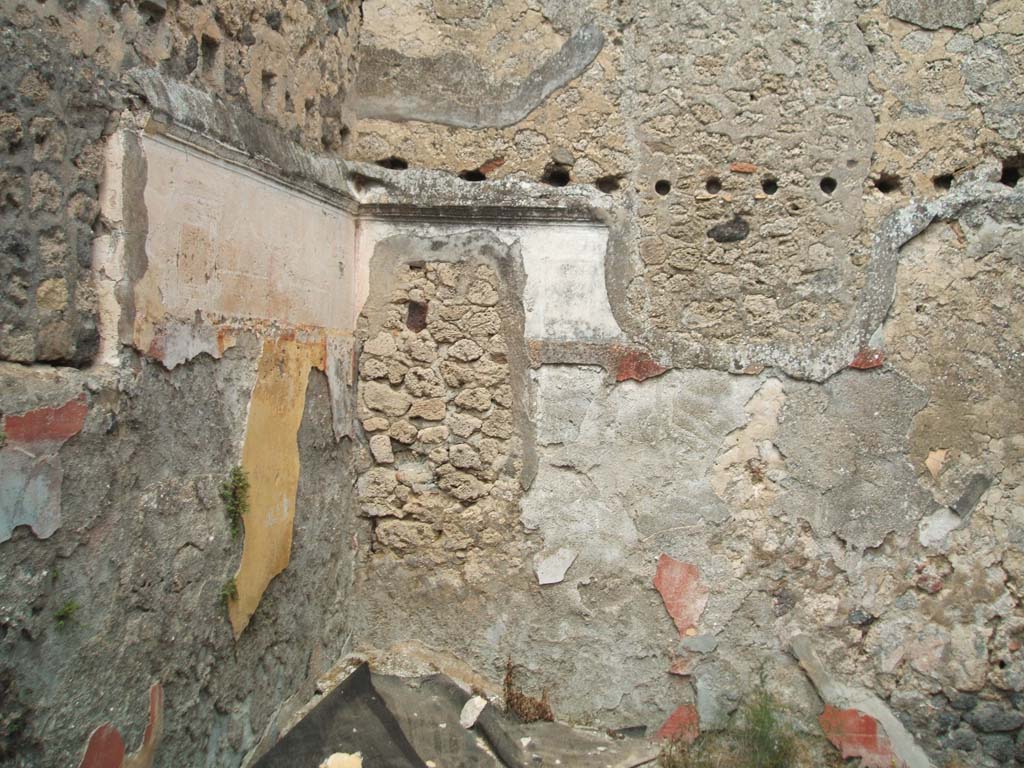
{"left": 406, "top": 301, "right": 429, "bottom": 332}
{"left": 459, "top": 168, "right": 486, "bottom": 182}
{"left": 540, "top": 163, "right": 571, "bottom": 187}
{"left": 932, "top": 173, "right": 953, "bottom": 191}
{"left": 284, "top": 91, "right": 295, "bottom": 113}
{"left": 761, "top": 177, "right": 778, "bottom": 195}
{"left": 655, "top": 179, "right": 672, "bottom": 195}
{"left": 705, "top": 177, "right": 721, "bottom": 194}
{"left": 1000, "top": 155, "right": 1022, "bottom": 187}
{"left": 819, "top": 176, "right": 837, "bottom": 195}
{"left": 376, "top": 156, "right": 409, "bottom": 171}
{"left": 873, "top": 173, "right": 901, "bottom": 194}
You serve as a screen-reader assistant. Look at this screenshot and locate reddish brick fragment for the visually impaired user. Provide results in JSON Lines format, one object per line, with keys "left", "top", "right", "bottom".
{"left": 78, "top": 724, "right": 125, "bottom": 768}
{"left": 657, "top": 704, "right": 699, "bottom": 743}
{"left": 819, "top": 705, "right": 902, "bottom": 768}
{"left": 614, "top": 347, "right": 668, "bottom": 383}
{"left": 730, "top": 162, "right": 757, "bottom": 173}
{"left": 4, "top": 394, "right": 87, "bottom": 445}
{"left": 653, "top": 554, "right": 709, "bottom": 636}
{"left": 850, "top": 348, "right": 884, "bottom": 369}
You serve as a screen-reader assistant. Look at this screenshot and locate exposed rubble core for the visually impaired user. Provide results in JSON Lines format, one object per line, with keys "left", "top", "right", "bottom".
{"left": 0, "top": 0, "right": 1022, "bottom": 766}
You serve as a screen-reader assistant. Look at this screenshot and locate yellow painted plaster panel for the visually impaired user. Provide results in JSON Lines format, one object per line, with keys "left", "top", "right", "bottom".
{"left": 228, "top": 336, "right": 325, "bottom": 639}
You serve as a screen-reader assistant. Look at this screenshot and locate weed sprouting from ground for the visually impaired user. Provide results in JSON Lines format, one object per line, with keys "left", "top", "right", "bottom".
{"left": 658, "top": 680, "right": 798, "bottom": 768}
{"left": 220, "top": 466, "right": 249, "bottom": 540}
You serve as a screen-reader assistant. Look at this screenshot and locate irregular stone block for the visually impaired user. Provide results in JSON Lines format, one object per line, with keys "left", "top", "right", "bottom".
{"left": 362, "top": 381, "right": 412, "bottom": 417}
{"left": 888, "top": 0, "right": 986, "bottom": 30}
{"left": 369, "top": 434, "right": 395, "bottom": 464}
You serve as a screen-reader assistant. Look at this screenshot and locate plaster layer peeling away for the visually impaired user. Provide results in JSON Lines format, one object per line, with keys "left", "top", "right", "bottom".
{"left": 353, "top": 23, "right": 604, "bottom": 127}
{"left": 0, "top": 395, "right": 88, "bottom": 542}
{"left": 228, "top": 337, "right": 325, "bottom": 639}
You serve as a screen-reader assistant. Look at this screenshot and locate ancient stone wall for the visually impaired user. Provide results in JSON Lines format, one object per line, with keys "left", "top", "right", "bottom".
{"left": 0, "top": 0, "right": 1022, "bottom": 766}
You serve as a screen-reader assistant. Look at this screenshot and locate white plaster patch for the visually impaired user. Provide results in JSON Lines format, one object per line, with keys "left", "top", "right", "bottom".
{"left": 522, "top": 368, "right": 760, "bottom": 566}
{"left": 534, "top": 547, "right": 579, "bottom": 585}
{"left": 139, "top": 135, "right": 356, "bottom": 334}
{"left": 353, "top": 219, "right": 622, "bottom": 342}
{"left": 918, "top": 507, "right": 963, "bottom": 549}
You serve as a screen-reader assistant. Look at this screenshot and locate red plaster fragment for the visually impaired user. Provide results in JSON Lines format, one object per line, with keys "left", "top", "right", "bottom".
{"left": 850, "top": 348, "right": 884, "bottom": 369}
{"left": 653, "top": 554, "right": 709, "bottom": 636}
{"left": 76, "top": 683, "right": 164, "bottom": 768}
{"left": 78, "top": 724, "right": 125, "bottom": 768}
{"left": 614, "top": 347, "right": 668, "bottom": 383}
{"left": 819, "top": 705, "right": 902, "bottom": 768}
{"left": 657, "top": 704, "right": 700, "bottom": 743}
{"left": 4, "top": 395, "right": 87, "bottom": 445}
{"left": 730, "top": 162, "right": 757, "bottom": 174}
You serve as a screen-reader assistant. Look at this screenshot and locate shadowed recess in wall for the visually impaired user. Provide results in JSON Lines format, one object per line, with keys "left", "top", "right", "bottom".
{"left": 353, "top": 23, "right": 604, "bottom": 128}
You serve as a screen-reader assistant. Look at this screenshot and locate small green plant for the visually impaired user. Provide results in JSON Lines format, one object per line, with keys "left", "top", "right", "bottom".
{"left": 220, "top": 466, "right": 250, "bottom": 540}
{"left": 53, "top": 599, "right": 80, "bottom": 629}
{"left": 658, "top": 678, "right": 798, "bottom": 768}
{"left": 220, "top": 578, "right": 237, "bottom": 607}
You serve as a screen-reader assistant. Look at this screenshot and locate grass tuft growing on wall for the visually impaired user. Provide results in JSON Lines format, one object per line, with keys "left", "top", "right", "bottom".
{"left": 220, "top": 466, "right": 249, "bottom": 540}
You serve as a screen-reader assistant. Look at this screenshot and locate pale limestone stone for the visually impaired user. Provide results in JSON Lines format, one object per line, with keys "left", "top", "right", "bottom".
{"left": 437, "top": 467, "right": 489, "bottom": 501}
{"left": 418, "top": 425, "right": 450, "bottom": 444}
{"left": 406, "top": 336, "right": 437, "bottom": 363}
{"left": 467, "top": 280, "right": 498, "bottom": 306}
{"left": 389, "top": 420, "right": 418, "bottom": 444}
{"left": 397, "top": 462, "right": 433, "bottom": 487}
{"left": 362, "top": 416, "right": 389, "bottom": 432}
{"left": 461, "top": 308, "right": 501, "bottom": 337}
{"left": 449, "top": 412, "right": 482, "bottom": 438}
{"left": 357, "top": 467, "right": 397, "bottom": 500}
{"left": 364, "top": 331, "right": 397, "bottom": 356}
{"left": 362, "top": 381, "right": 411, "bottom": 416}
{"left": 449, "top": 443, "right": 481, "bottom": 470}
{"left": 454, "top": 387, "right": 491, "bottom": 412}
{"left": 369, "top": 434, "right": 395, "bottom": 464}
{"left": 481, "top": 408, "right": 513, "bottom": 439}
{"left": 408, "top": 397, "right": 446, "bottom": 421}
{"left": 360, "top": 357, "right": 388, "bottom": 380}
{"left": 386, "top": 360, "right": 408, "bottom": 385}
{"left": 448, "top": 338, "right": 483, "bottom": 361}
{"left": 405, "top": 367, "right": 446, "bottom": 397}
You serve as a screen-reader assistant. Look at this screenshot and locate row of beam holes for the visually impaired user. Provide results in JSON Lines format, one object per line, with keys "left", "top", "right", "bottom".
{"left": 373, "top": 155, "right": 1023, "bottom": 193}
